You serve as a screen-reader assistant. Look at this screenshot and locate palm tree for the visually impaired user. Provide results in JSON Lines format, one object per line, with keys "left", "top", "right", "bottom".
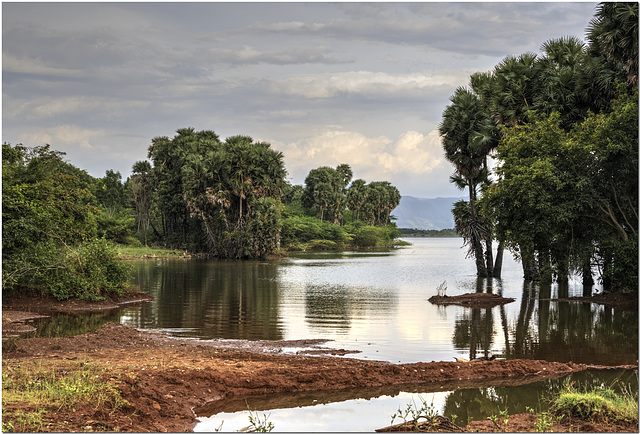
{"left": 587, "top": 2, "right": 639, "bottom": 86}
{"left": 347, "top": 179, "right": 369, "bottom": 221}
{"left": 440, "top": 87, "right": 496, "bottom": 276}
{"left": 535, "top": 36, "right": 588, "bottom": 128}
{"left": 489, "top": 53, "right": 539, "bottom": 127}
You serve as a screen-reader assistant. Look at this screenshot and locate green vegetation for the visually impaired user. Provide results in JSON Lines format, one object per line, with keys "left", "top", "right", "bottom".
{"left": 399, "top": 228, "right": 458, "bottom": 237}
{"left": 247, "top": 410, "right": 275, "bottom": 432}
{"left": 2, "top": 144, "right": 132, "bottom": 300}
{"left": 550, "top": 381, "right": 639, "bottom": 425}
{"left": 390, "top": 395, "right": 440, "bottom": 430}
{"left": 116, "top": 245, "right": 188, "bottom": 259}
{"left": 3, "top": 131, "right": 402, "bottom": 299}
{"left": 2, "top": 360, "right": 130, "bottom": 432}
{"left": 439, "top": 2, "right": 638, "bottom": 290}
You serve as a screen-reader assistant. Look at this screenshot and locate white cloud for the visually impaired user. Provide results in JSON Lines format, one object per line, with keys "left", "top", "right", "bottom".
{"left": 269, "top": 70, "right": 473, "bottom": 99}
{"left": 20, "top": 125, "right": 107, "bottom": 151}
{"left": 273, "top": 128, "right": 445, "bottom": 186}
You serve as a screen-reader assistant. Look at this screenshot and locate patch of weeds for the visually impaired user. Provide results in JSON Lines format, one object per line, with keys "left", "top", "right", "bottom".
{"left": 390, "top": 395, "right": 439, "bottom": 430}
{"left": 489, "top": 408, "right": 510, "bottom": 432}
{"left": 247, "top": 410, "right": 274, "bottom": 432}
{"left": 534, "top": 412, "right": 554, "bottom": 432}
{"left": 2, "top": 361, "right": 130, "bottom": 432}
{"left": 436, "top": 281, "right": 447, "bottom": 296}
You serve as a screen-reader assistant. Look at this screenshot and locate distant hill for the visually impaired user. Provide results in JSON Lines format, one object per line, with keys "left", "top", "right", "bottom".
{"left": 391, "top": 196, "right": 463, "bottom": 230}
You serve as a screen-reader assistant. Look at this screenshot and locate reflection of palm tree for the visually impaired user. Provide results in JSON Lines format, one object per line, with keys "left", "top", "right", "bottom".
{"left": 452, "top": 306, "right": 496, "bottom": 361}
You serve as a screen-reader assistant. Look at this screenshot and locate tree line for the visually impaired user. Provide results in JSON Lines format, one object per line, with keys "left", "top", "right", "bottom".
{"left": 3, "top": 129, "right": 402, "bottom": 299}
{"left": 439, "top": 2, "right": 637, "bottom": 290}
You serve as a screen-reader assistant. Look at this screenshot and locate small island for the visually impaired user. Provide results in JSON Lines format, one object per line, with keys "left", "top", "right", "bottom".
{"left": 428, "top": 293, "right": 515, "bottom": 308}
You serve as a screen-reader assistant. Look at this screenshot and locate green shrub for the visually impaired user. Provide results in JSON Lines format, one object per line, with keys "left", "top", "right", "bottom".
{"left": 551, "top": 381, "right": 638, "bottom": 424}
{"left": 46, "top": 239, "right": 132, "bottom": 301}
{"left": 304, "top": 239, "right": 338, "bottom": 251}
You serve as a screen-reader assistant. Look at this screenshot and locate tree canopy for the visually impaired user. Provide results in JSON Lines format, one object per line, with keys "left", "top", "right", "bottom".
{"left": 439, "top": 2, "right": 638, "bottom": 290}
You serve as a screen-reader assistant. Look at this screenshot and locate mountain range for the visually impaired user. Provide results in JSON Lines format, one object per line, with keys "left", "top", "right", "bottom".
{"left": 391, "top": 196, "right": 463, "bottom": 230}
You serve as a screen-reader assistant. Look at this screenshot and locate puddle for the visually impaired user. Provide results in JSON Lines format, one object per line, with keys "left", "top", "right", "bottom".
{"left": 194, "top": 369, "right": 638, "bottom": 432}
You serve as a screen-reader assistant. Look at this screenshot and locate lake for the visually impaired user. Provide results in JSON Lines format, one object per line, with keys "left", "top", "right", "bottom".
{"left": 121, "top": 238, "right": 637, "bottom": 366}
{"left": 33, "top": 237, "right": 638, "bottom": 431}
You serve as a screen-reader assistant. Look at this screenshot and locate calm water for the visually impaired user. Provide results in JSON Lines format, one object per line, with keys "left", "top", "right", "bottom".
{"left": 29, "top": 238, "right": 638, "bottom": 431}
{"left": 121, "top": 238, "right": 637, "bottom": 366}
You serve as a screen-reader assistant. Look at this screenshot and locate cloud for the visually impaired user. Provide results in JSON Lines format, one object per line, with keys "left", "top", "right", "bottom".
{"left": 19, "top": 125, "right": 108, "bottom": 151}
{"left": 201, "top": 45, "right": 351, "bottom": 66}
{"left": 2, "top": 53, "right": 85, "bottom": 78}
{"left": 249, "top": 2, "right": 595, "bottom": 56}
{"left": 273, "top": 128, "right": 444, "bottom": 184}
{"left": 6, "top": 97, "right": 151, "bottom": 121}
{"left": 267, "top": 70, "right": 472, "bottom": 99}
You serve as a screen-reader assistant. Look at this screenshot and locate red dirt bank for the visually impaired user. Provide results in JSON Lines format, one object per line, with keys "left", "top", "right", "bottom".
{"left": 4, "top": 322, "right": 635, "bottom": 432}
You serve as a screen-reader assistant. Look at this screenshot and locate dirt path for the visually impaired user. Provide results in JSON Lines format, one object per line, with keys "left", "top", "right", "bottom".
{"left": 4, "top": 322, "right": 623, "bottom": 432}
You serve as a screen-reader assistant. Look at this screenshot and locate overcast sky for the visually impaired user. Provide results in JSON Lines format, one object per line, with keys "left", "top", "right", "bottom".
{"left": 3, "top": 2, "right": 598, "bottom": 198}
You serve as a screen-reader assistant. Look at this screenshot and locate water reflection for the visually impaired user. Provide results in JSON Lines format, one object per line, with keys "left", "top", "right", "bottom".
{"left": 194, "top": 369, "right": 638, "bottom": 431}
{"left": 506, "top": 282, "right": 638, "bottom": 365}
{"left": 22, "top": 239, "right": 634, "bottom": 366}
{"left": 304, "top": 284, "right": 397, "bottom": 332}
{"left": 130, "top": 259, "right": 283, "bottom": 340}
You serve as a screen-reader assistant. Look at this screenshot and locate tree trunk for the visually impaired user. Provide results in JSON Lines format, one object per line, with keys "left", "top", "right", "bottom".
{"left": 493, "top": 242, "right": 504, "bottom": 278}
{"left": 485, "top": 237, "right": 494, "bottom": 277}
{"left": 468, "top": 183, "right": 487, "bottom": 277}
{"left": 582, "top": 258, "right": 595, "bottom": 286}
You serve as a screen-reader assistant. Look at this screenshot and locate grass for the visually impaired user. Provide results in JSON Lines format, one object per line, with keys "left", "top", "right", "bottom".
{"left": 549, "top": 380, "right": 638, "bottom": 425}
{"left": 2, "top": 360, "right": 130, "bottom": 432}
{"left": 116, "top": 244, "right": 187, "bottom": 259}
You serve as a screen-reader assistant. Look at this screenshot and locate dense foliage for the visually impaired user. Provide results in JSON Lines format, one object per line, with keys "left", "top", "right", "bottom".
{"left": 3, "top": 126, "right": 403, "bottom": 298}
{"left": 439, "top": 2, "right": 638, "bottom": 290}
{"left": 2, "top": 144, "right": 131, "bottom": 300}
{"left": 146, "top": 129, "right": 287, "bottom": 259}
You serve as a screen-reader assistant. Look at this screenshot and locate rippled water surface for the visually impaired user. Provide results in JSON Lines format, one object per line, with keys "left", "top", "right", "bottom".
{"left": 121, "top": 238, "right": 637, "bottom": 366}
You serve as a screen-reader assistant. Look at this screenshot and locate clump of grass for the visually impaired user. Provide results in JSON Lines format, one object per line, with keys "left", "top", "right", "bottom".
{"left": 436, "top": 281, "right": 447, "bottom": 297}
{"left": 116, "top": 244, "right": 187, "bottom": 259}
{"left": 550, "top": 380, "right": 638, "bottom": 424}
{"left": 2, "top": 361, "right": 130, "bottom": 432}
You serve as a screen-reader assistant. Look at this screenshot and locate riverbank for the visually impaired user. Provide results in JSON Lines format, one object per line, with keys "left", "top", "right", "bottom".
{"left": 2, "top": 320, "right": 637, "bottom": 432}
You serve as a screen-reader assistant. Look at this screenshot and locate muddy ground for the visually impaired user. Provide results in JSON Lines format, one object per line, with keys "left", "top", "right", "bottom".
{"left": 2, "top": 292, "right": 638, "bottom": 432}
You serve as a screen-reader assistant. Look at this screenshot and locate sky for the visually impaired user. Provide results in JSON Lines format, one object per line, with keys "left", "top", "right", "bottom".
{"left": 2, "top": 1, "right": 598, "bottom": 198}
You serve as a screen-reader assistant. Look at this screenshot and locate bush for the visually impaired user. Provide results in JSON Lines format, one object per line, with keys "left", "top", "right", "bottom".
{"left": 348, "top": 224, "right": 402, "bottom": 248}
{"left": 46, "top": 239, "right": 132, "bottom": 301}
{"left": 551, "top": 382, "right": 638, "bottom": 424}
{"left": 281, "top": 215, "right": 350, "bottom": 247}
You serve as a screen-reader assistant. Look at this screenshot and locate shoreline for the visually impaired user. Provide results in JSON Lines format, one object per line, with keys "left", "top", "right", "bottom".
{"left": 2, "top": 291, "right": 637, "bottom": 432}
{"left": 5, "top": 322, "right": 637, "bottom": 432}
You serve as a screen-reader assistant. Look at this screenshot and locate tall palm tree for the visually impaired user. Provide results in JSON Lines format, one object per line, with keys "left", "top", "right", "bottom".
{"left": 440, "top": 87, "right": 496, "bottom": 277}
{"left": 535, "top": 36, "right": 588, "bottom": 128}
{"left": 489, "top": 53, "right": 539, "bottom": 127}
{"left": 587, "top": 2, "right": 639, "bottom": 86}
